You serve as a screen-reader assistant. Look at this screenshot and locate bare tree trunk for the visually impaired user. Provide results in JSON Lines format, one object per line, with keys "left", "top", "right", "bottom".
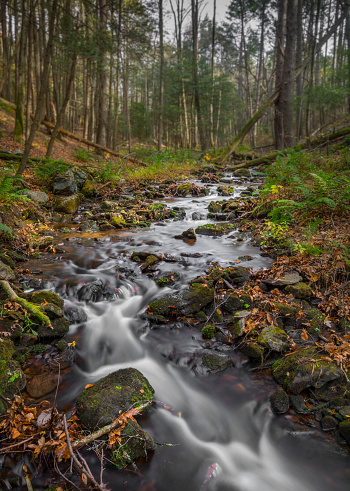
{"left": 96, "top": 0, "right": 107, "bottom": 147}
{"left": 16, "top": 0, "right": 58, "bottom": 177}
{"left": 158, "top": 0, "right": 164, "bottom": 151}
{"left": 274, "top": 0, "right": 287, "bottom": 149}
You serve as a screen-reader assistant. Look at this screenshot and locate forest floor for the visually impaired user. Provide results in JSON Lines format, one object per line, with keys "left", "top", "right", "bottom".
{"left": 0, "top": 104, "right": 350, "bottom": 489}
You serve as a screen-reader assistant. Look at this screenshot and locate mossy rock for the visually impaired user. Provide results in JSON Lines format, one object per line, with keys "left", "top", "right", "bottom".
{"left": 208, "top": 201, "right": 222, "bottom": 213}
{"left": 0, "top": 359, "right": 26, "bottom": 398}
{"left": 143, "top": 255, "right": 159, "bottom": 268}
{"left": 240, "top": 342, "right": 264, "bottom": 361}
{"left": 270, "top": 389, "right": 289, "bottom": 414}
{"left": 227, "top": 311, "right": 249, "bottom": 338}
{"left": 101, "top": 200, "right": 118, "bottom": 210}
{"left": 110, "top": 215, "right": 126, "bottom": 229}
{"left": 202, "top": 353, "right": 231, "bottom": 373}
{"left": 257, "top": 325, "right": 289, "bottom": 352}
{"left": 30, "top": 291, "right": 64, "bottom": 309}
{"left": 177, "top": 183, "right": 194, "bottom": 196}
{"left": 0, "top": 338, "right": 15, "bottom": 360}
{"left": 148, "top": 283, "right": 214, "bottom": 317}
{"left": 273, "top": 302, "right": 300, "bottom": 318}
{"left": 156, "top": 272, "right": 180, "bottom": 287}
{"left": 225, "top": 267, "right": 251, "bottom": 286}
{"left": 36, "top": 317, "right": 69, "bottom": 338}
{"left": 195, "top": 223, "right": 236, "bottom": 236}
{"left": 232, "top": 168, "right": 251, "bottom": 178}
{"left": 81, "top": 181, "right": 97, "bottom": 198}
{"left": 338, "top": 420, "right": 350, "bottom": 445}
{"left": 284, "top": 282, "right": 313, "bottom": 299}
{"left": 224, "top": 293, "right": 252, "bottom": 312}
{"left": 110, "top": 420, "right": 155, "bottom": 469}
{"left": 272, "top": 348, "right": 343, "bottom": 394}
{"left": 40, "top": 302, "right": 64, "bottom": 320}
{"left": 55, "top": 195, "right": 80, "bottom": 214}
{"left": 202, "top": 325, "right": 216, "bottom": 339}
{"left": 0, "top": 253, "right": 15, "bottom": 268}
{"left": 76, "top": 368, "right": 154, "bottom": 431}
{"left": 307, "top": 308, "right": 324, "bottom": 333}
{"left": 0, "top": 259, "right": 15, "bottom": 280}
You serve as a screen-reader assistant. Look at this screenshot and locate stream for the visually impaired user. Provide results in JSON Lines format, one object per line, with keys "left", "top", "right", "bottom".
{"left": 21, "top": 174, "right": 350, "bottom": 490}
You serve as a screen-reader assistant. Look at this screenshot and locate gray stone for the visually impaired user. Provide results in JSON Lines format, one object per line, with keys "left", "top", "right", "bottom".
{"left": 258, "top": 325, "right": 289, "bottom": 352}
{"left": 321, "top": 415, "right": 338, "bottom": 431}
{"left": 0, "top": 259, "right": 15, "bottom": 280}
{"left": 263, "top": 272, "right": 303, "bottom": 287}
{"left": 23, "top": 190, "right": 49, "bottom": 204}
{"left": 290, "top": 394, "right": 309, "bottom": 414}
{"left": 52, "top": 169, "right": 77, "bottom": 196}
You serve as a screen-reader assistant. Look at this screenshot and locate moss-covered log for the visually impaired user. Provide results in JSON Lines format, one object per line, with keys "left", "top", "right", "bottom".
{"left": 0, "top": 280, "right": 52, "bottom": 329}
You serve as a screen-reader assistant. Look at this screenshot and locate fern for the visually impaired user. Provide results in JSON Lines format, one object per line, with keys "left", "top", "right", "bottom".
{"left": 0, "top": 176, "right": 28, "bottom": 203}
{"left": 0, "top": 223, "right": 14, "bottom": 237}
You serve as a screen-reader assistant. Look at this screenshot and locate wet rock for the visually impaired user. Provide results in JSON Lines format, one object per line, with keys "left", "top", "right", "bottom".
{"left": 0, "top": 259, "right": 15, "bottom": 280}
{"left": 226, "top": 266, "right": 251, "bottom": 286}
{"left": 177, "top": 183, "right": 194, "bottom": 196}
{"left": 0, "top": 359, "right": 26, "bottom": 398}
{"left": 99, "top": 221, "right": 114, "bottom": 231}
{"left": 175, "top": 227, "right": 196, "bottom": 241}
{"left": 77, "top": 279, "right": 113, "bottom": 302}
{"left": 196, "top": 223, "right": 236, "bottom": 236}
{"left": 338, "top": 420, "right": 350, "bottom": 445}
{"left": 273, "top": 302, "right": 300, "bottom": 318}
{"left": 23, "top": 190, "right": 49, "bottom": 204}
{"left": 238, "top": 255, "right": 253, "bottom": 261}
{"left": 257, "top": 325, "right": 289, "bottom": 352}
{"left": 141, "top": 254, "right": 160, "bottom": 270}
{"left": 37, "top": 317, "right": 69, "bottom": 338}
{"left": 40, "top": 302, "right": 64, "bottom": 320}
{"left": 338, "top": 406, "right": 350, "bottom": 418}
{"left": 148, "top": 283, "right": 214, "bottom": 317}
{"left": 110, "top": 420, "right": 155, "bottom": 469}
{"left": 232, "top": 168, "right": 250, "bottom": 177}
{"left": 284, "top": 282, "right": 313, "bottom": 299}
{"left": 263, "top": 272, "right": 303, "bottom": 287}
{"left": 55, "top": 195, "right": 80, "bottom": 214}
{"left": 76, "top": 368, "right": 154, "bottom": 430}
{"left": 202, "top": 325, "right": 215, "bottom": 339}
{"left": 270, "top": 389, "right": 289, "bottom": 414}
{"left": 306, "top": 308, "right": 324, "bottom": 333}
{"left": 228, "top": 311, "right": 250, "bottom": 338}
{"left": 208, "top": 201, "right": 222, "bottom": 213}
{"left": 217, "top": 185, "right": 234, "bottom": 196}
{"left": 191, "top": 212, "right": 202, "bottom": 220}
{"left": 64, "top": 305, "right": 88, "bottom": 324}
{"left": 321, "top": 415, "right": 338, "bottom": 431}
{"left": 201, "top": 353, "right": 231, "bottom": 373}
{"left": 0, "top": 338, "right": 15, "bottom": 359}
{"left": 101, "top": 200, "right": 117, "bottom": 210}
{"left": 30, "top": 291, "right": 64, "bottom": 309}
{"left": 272, "top": 348, "right": 343, "bottom": 394}
{"left": 26, "top": 371, "right": 59, "bottom": 398}
{"left": 240, "top": 342, "right": 264, "bottom": 360}
{"left": 223, "top": 293, "right": 252, "bottom": 312}
{"left": 289, "top": 394, "right": 309, "bottom": 414}
{"left": 52, "top": 169, "right": 77, "bottom": 196}
{"left": 156, "top": 272, "right": 180, "bottom": 287}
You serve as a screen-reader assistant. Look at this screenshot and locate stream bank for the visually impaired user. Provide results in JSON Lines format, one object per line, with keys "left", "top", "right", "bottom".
{"left": 0, "top": 158, "right": 349, "bottom": 490}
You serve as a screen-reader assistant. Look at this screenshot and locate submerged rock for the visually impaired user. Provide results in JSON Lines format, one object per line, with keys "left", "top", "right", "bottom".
{"left": 148, "top": 283, "right": 214, "bottom": 317}
{"left": 76, "top": 368, "right": 154, "bottom": 431}
{"left": 272, "top": 348, "right": 343, "bottom": 394}
{"left": 201, "top": 353, "right": 232, "bottom": 373}
{"left": 270, "top": 389, "right": 289, "bottom": 414}
{"left": 110, "top": 420, "right": 155, "bottom": 469}
{"left": 64, "top": 305, "right": 88, "bottom": 324}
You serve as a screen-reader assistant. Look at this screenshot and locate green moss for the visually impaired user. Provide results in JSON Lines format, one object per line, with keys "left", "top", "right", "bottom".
{"left": 240, "top": 342, "right": 264, "bottom": 360}
{"left": 257, "top": 325, "right": 289, "bottom": 352}
{"left": 0, "top": 359, "right": 26, "bottom": 398}
{"left": 202, "top": 353, "right": 231, "bottom": 372}
{"left": 284, "top": 282, "right": 313, "bottom": 299}
{"left": 273, "top": 302, "right": 299, "bottom": 317}
{"left": 30, "top": 291, "right": 64, "bottom": 309}
{"left": 0, "top": 338, "right": 15, "bottom": 360}
{"left": 202, "top": 325, "right": 215, "bottom": 339}
{"left": 110, "top": 420, "right": 155, "bottom": 469}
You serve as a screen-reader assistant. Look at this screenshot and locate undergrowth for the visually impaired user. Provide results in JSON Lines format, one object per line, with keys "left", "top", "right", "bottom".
{"left": 261, "top": 149, "right": 350, "bottom": 224}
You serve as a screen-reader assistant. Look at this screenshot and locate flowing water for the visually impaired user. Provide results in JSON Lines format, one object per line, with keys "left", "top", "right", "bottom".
{"left": 23, "top": 175, "right": 350, "bottom": 490}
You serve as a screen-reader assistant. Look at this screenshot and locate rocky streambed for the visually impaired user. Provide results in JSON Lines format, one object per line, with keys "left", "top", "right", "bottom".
{"left": 0, "top": 165, "right": 350, "bottom": 490}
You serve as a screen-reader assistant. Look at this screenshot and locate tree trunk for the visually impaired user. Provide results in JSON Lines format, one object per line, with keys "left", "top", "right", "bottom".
{"left": 158, "top": 0, "right": 164, "bottom": 151}
{"left": 274, "top": 0, "right": 287, "bottom": 149}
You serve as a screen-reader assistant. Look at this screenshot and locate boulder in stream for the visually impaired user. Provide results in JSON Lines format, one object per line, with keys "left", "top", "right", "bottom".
{"left": 110, "top": 420, "right": 155, "bottom": 468}
{"left": 257, "top": 325, "right": 289, "bottom": 352}
{"left": 52, "top": 169, "right": 77, "bottom": 195}
{"left": 76, "top": 368, "right": 154, "bottom": 431}
{"left": 55, "top": 195, "right": 80, "bottom": 214}
{"left": 270, "top": 389, "right": 289, "bottom": 414}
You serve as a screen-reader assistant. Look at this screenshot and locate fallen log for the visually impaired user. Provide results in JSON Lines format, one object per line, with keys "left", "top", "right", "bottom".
{"left": 228, "top": 126, "right": 350, "bottom": 169}
{"left": 0, "top": 97, "right": 147, "bottom": 167}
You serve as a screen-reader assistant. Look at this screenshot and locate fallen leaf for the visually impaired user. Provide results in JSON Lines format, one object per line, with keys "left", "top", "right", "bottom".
{"left": 301, "top": 329, "right": 308, "bottom": 341}
{"left": 84, "top": 384, "right": 94, "bottom": 389}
